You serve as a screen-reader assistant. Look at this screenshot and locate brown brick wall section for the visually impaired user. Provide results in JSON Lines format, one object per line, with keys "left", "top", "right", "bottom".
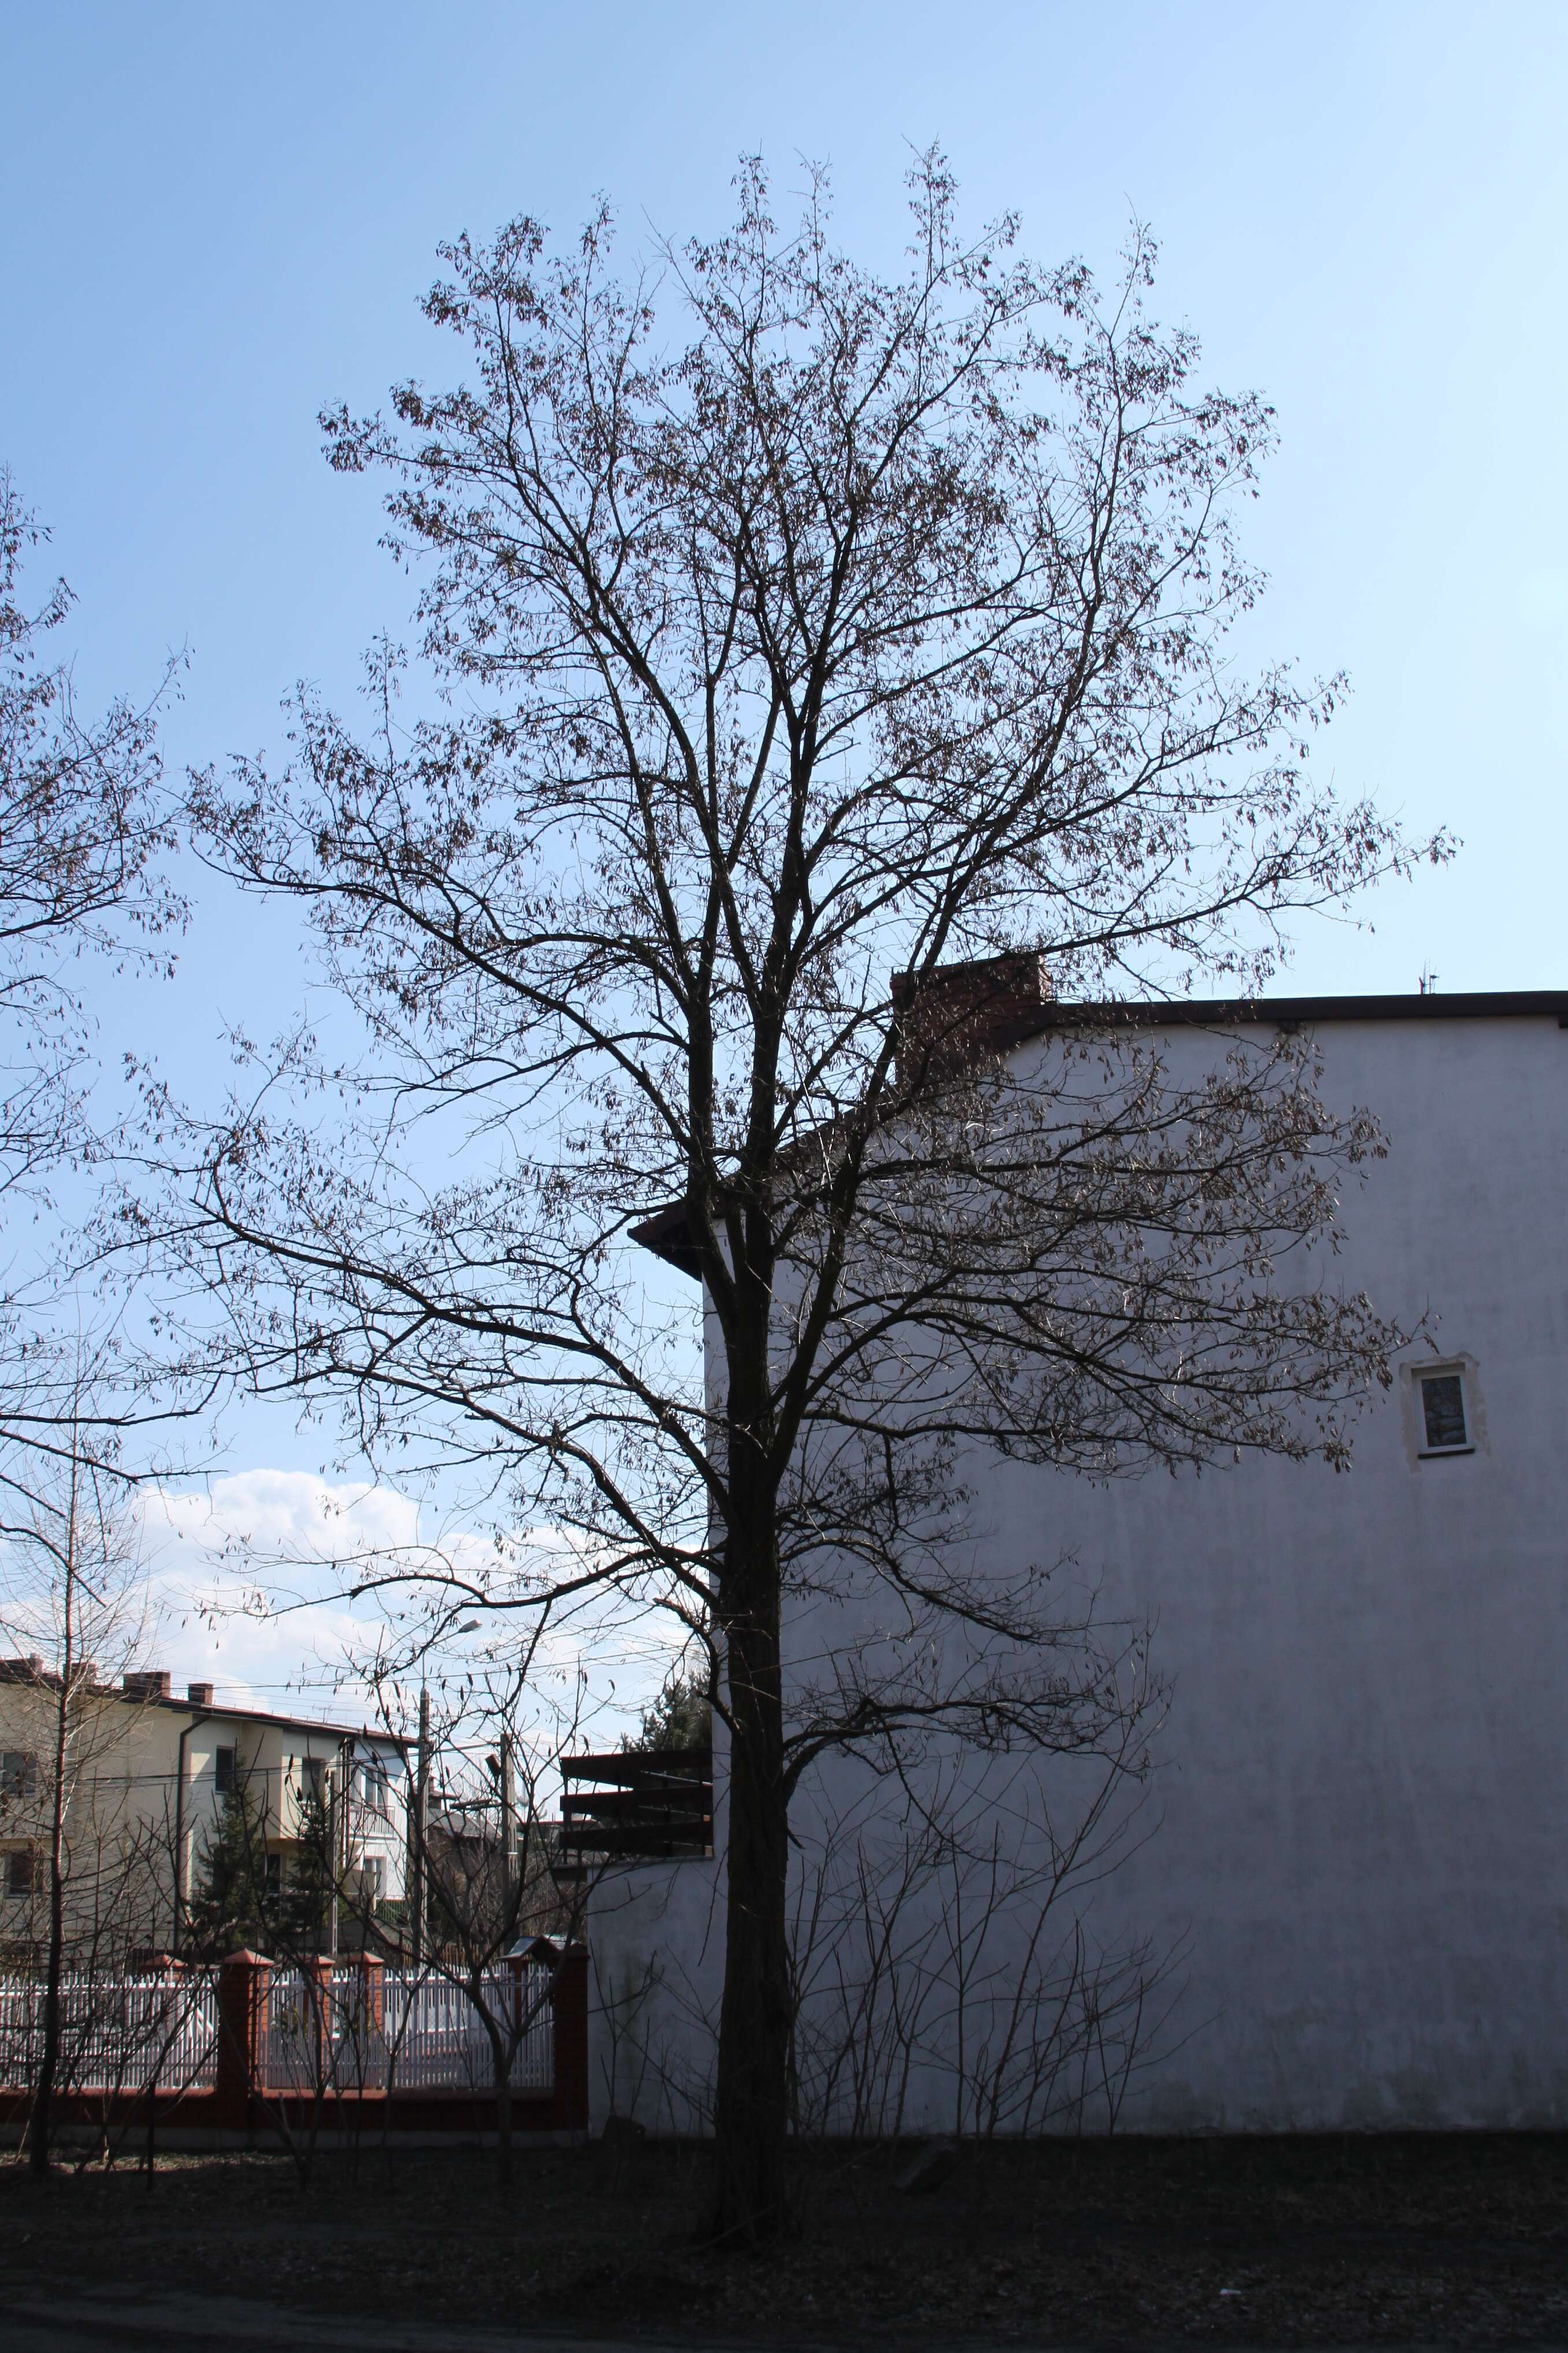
{"left": 212, "top": 1949, "right": 269, "bottom": 2130}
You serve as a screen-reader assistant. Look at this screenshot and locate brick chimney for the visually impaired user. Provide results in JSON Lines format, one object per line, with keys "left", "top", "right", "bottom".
{"left": 891, "top": 951, "right": 1054, "bottom": 1084}
{"left": 122, "top": 1669, "right": 172, "bottom": 1701}
{"left": 187, "top": 1681, "right": 214, "bottom": 1709}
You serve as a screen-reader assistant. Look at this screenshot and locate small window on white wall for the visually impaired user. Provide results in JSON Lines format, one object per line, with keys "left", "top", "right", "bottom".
{"left": 1418, "top": 1370, "right": 1471, "bottom": 1456}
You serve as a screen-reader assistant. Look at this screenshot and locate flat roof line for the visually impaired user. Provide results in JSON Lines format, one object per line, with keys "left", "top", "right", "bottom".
{"left": 1014, "top": 989, "right": 1568, "bottom": 1031}
{"left": 631, "top": 990, "right": 1568, "bottom": 1278}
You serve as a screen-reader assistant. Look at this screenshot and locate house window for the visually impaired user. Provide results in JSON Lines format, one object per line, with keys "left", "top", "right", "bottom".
{"left": 301, "top": 1757, "right": 325, "bottom": 1801}
{"left": 1419, "top": 1371, "right": 1471, "bottom": 1455}
{"left": 265, "top": 1851, "right": 283, "bottom": 1898}
{"left": 214, "top": 1747, "right": 237, "bottom": 1796}
{"left": 5, "top": 1848, "right": 35, "bottom": 1897}
{"left": 1, "top": 1752, "right": 38, "bottom": 1802}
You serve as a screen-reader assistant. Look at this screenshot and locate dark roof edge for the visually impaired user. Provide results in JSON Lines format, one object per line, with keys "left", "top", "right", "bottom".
{"left": 629, "top": 1199, "right": 703, "bottom": 1278}
{"left": 1014, "top": 989, "right": 1568, "bottom": 1034}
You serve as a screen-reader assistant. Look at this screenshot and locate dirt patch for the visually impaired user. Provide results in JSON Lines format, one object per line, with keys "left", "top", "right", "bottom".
{"left": 1, "top": 2132, "right": 1567, "bottom": 2344}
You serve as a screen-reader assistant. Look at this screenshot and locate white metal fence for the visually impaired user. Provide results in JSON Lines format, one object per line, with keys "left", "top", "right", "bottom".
{"left": 0, "top": 1961, "right": 554, "bottom": 2101}
{"left": 256, "top": 1964, "right": 553, "bottom": 2095}
{"left": 0, "top": 1970, "right": 218, "bottom": 2093}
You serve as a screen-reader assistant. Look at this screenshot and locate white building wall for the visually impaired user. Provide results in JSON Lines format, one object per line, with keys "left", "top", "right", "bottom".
{"left": 590, "top": 1009, "right": 1568, "bottom": 2133}
{"left": 588, "top": 1847, "right": 725, "bottom": 2133}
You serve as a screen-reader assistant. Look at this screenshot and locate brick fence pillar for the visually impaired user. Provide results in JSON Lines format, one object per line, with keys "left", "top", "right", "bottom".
{"left": 360, "top": 1951, "right": 384, "bottom": 2035}
{"left": 213, "top": 1949, "right": 271, "bottom": 2132}
{"left": 550, "top": 1942, "right": 589, "bottom": 2132}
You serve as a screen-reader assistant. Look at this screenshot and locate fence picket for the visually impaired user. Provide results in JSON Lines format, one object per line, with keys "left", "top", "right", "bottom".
{"left": 256, "top": 1964, "right": 553, "bottom": 2095}
{"left": 0, "top": 1971, "right": 218, "bottom": 2093}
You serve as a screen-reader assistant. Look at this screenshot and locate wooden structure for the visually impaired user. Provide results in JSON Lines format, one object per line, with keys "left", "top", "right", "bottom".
{"left": 559, "top": 1748, "right": 712, "bottom": 1870}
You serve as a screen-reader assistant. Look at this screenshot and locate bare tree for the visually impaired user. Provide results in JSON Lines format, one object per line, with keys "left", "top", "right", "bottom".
{"left": 0, "top": 472, "right": 183, "bottom": 1510}
{"left": 359, "top": 1645, "right": 591, "bottom": 2188}
{"left": 0, "top": 472, "right": 179, "bottom": 1193}
{"left": 784, "top": 1742, "right": 1184, "bottom": 2143}
{"left": 167, "top": 157, "right": 1446, "bottom": 2239}
{"left": 0, "top": 1400, "right": 168, "bottom": 2171}
{"left": 591, "top": 1663, "right": 1177, "bottom": 2145}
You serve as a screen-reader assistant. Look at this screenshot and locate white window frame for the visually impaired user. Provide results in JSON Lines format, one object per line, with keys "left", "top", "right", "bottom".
{"left": 1414, "top": 1362, "right": 1474, "bottom": 1458}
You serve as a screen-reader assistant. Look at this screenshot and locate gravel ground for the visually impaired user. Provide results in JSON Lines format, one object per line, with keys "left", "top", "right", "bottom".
{"left": 2, "top": 2131, "right": 1567, "bottom": 2345}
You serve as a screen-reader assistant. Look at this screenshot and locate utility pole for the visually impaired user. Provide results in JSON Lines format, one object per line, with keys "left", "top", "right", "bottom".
{"left": 499, "top": 1731, "right": 516, "bottom": 1921}
{"left": 326, "top": 1764, "right": 338, "bottom": 1956}
{"left": 326, "top": 1742, "right": 349, "bottom": 1957}
{"left": 410, "top": 1683, "right": 429, "bottom": 1966}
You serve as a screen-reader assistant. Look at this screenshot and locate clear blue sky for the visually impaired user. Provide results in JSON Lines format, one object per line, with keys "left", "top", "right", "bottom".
{"left": 3, "top": 3, "right": 1566, "bottom": 1500}
{"left": 6, "top": 0, "right": 1566, "bottom": 1030}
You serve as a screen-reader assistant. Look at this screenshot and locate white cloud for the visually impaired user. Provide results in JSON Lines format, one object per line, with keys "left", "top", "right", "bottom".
{"left": 132, "top": 1468, "right": 685, "bottom": 1745}
{"left": 143, "top": 1466, "right": 423, "bottom": 1568}
{"left": 134, "top": 1471, "right": 409, "bottom": 1723}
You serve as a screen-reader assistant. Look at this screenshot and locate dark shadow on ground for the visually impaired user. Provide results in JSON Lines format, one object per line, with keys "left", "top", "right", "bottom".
{"left": 2, "top": 2132, "right": 1567, "bottom": 2345}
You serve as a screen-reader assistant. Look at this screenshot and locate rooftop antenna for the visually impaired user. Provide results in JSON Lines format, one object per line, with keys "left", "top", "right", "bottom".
{"left": 1418, "top": 967, "right": 1439, "bottom": 996}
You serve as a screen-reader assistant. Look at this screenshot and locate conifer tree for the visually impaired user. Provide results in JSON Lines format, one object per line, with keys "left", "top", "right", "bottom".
{"left": 189, "top": 1784, "right": 272, "bottom": 1954}
{"left": 625, "top": 1669, "right": 713, "bottom": 1754}
{"left": 277, "top": 1784, "right": 335, "bottom": 1951}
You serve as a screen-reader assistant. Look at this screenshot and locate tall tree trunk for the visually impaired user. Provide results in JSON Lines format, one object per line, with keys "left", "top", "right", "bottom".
{"left": 710, "top": 1541, "right": 792, "bottom": 2244}
{"left": 484, "top": 1989, "right": 514, "bottom": 2191}
{"left": 28, "top": 1631, "right": 72, "bottom": 2174}
{"left": 495, "top": 2065, "right": 514, "bottom": 2190}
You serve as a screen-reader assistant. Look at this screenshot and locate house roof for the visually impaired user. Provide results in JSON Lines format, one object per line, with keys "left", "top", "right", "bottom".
{"left": 631, "top": 989, "right": 1568, "bottom": 1278}
{"left": 0, "top": 1658, "right": 399, "bottom": 1751}
{"left": 143, "top": 1694, "right": 403, "bottom": 1749}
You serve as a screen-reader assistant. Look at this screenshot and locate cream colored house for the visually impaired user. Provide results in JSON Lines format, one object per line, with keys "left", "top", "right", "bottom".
{"left": 0, "top": 1658, "right": 406, "bottom": 1958}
